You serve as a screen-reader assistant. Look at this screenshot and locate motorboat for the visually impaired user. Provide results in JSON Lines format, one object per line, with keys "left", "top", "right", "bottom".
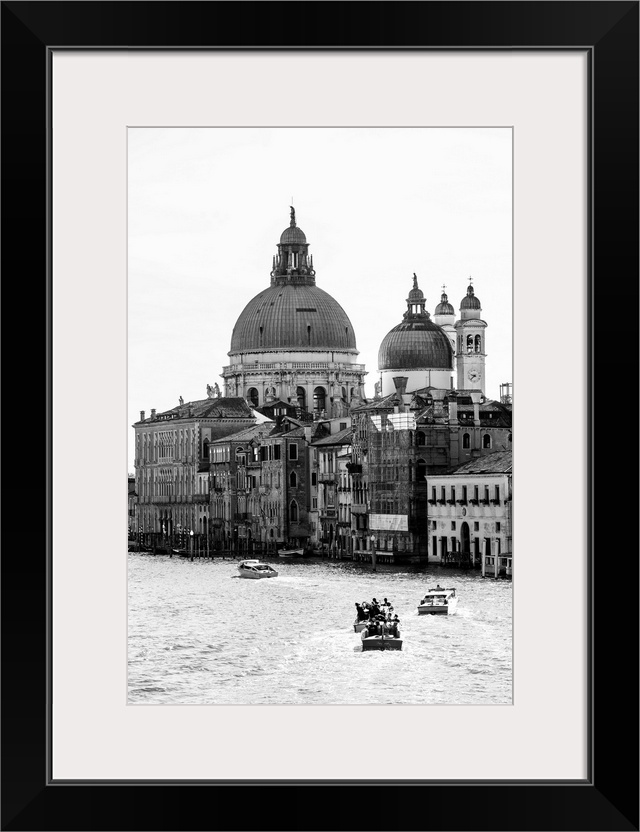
{"left": 353, "top": 618, "right": 368, "bottom": 633}
{"left": 417, "top": 585, "right": 458, "bottom": 615}
{"left": 237, "top": 559, "right": 278, "bottom": 579}
{"left": 278, "top": 547, "right": 304, "bottom": 558}
{"left": 361, "top": 622, "right": 402, "bottom": 651}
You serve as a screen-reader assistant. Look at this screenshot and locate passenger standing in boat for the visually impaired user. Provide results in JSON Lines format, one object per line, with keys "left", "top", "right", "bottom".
{"left": 355, "top": 603, "right": 367, "bottom": 622}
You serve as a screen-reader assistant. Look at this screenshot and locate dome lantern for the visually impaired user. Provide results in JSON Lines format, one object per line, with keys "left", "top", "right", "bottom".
{"left": 404, "top": 273, "right": 430, "bottom": 319}
{"left": 271, "top": 206, "right": 315, "bottom": 285}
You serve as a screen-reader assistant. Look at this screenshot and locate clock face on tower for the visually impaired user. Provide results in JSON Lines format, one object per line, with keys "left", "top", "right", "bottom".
{"left": 468, "top": 368, "right": 481, "bottom": 383}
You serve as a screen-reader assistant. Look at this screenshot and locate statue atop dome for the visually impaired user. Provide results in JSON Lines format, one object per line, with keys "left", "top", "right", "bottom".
{"left": 290, "top": 205, "right": 296, "bottom": 226}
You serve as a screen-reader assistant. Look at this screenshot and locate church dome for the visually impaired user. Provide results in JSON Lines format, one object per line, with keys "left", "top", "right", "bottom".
{"left": 230, "top": 283, "right": 357, "bottom": 353}
{"left": 460, "top": 283, "right": 481, "bottom": 310}
{"left": 434, "top": 289, "right": 455, "bottom": 316}
{"left": 378, "top": 274, "right": 454, "bottom": 370}
{"left": 378, "top": 319, "right": 453, "bottom": 370}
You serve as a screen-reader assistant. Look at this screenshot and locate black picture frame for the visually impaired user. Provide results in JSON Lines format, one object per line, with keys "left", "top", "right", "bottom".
{"left": 2, "top": 2, "right": 638, "bottom": 830}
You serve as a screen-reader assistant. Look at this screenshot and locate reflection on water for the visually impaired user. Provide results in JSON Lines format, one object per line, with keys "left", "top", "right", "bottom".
{"left": 128, "top": 554, "right": 512, "bottom": 704}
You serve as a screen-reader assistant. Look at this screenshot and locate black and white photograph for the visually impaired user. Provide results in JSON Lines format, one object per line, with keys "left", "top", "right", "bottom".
{"left": 127, "top": 127, "right": 513, "bottom": 705}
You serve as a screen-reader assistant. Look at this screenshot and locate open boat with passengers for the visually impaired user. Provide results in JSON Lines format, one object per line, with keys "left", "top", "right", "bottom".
{"left": 361, "top": 620, "right": 402, "bottom": 651}
{"left": 417, "top": 585, "right": 458, "bottom": 615}
{"left": 237, "top": 559, "right": 278, "bottom": 579}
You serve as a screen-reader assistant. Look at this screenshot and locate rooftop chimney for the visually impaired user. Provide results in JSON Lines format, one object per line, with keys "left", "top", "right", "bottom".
{"left": 150, "top": 408, "right": 156, "bottom": 419}
{"left": 392, "top": 376, "right": 408, "bottom": 397}
{"left": 140, "top": 410, "right": 145, "bottom": 421}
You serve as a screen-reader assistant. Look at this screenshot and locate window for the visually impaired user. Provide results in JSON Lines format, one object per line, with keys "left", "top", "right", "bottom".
{"left": 496, "top": 522, "right": 501, "bottom": 532}
{"left": 474, "top": 485, "right": 479, "bottom": 501}
{"left": 440, "top": 486, "right": 446, "bottom": 501}
{"left": 290, "top": 471, "right": 297, "bottom": 487}
{"left": 483, "top": 433, "right": 491, "bottom": 449}
{"left": 289, "top": 443, "right": 298, "bottom": 460}
{"left": 311, "top": 473, "right": 317, "bottom": 486}
{"left": 495, "top": 485, "right": 500, "bottom": 501}
{"left": 312, "top": 497, "right": 317, "bottom": 509}
{"left": 450, "top": 486, "right": 456, "bottom": 501}
{"left": 474, "top": 522, "right": 479, "bottom": 531}
{"left": 273, "top": 444, "right": 281, "bottom": 460}
{"left": 485, "top": 486, "right": 490, "bottom": 502}
{"left": 451, "top": 521, "right": 456, "bottom": 530}
{"left": 462, "top": 432, "right": 470, "bottom": 449}
{"left": 432, "top": 521, "right": 437, "bottom": 530}
{"left": 247, "top": 387, "right": 259, "bottom": 407}
{"left": 462, "top": 485, "right": 468, "bottom": 501}
{"left": 290, "top": 501, "right": 299, "bottom": 521}
{"left": 416, "top": 431, "right": 426, "bottom": 446}
{"left": 431, "top": 486, "right": 437, "bottom": 501}
{"left": 340, "top": 422, "right": 347, "bottom": 431}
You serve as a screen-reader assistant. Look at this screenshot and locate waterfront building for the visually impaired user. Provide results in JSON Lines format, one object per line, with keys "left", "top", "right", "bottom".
{"left": 209, "top": 421, "right": 275, "bottom": 554}
{"left": 311, "top": 421, "right": 353, "bottom": 557}
{"left": 132, "top": 395, "right": 257, "bottom": 550}
{"left": 128, "top": 475, "right": 136, "bottom": 540}
{"left": 222, "top": 208, "right": 367, "bottom": 414}
{"left": 426, "top": 449, "right": 512, "bottom": 575}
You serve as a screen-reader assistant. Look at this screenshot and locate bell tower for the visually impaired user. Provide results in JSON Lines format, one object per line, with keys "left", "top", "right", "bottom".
{"left": 454, "top": 280, "right": 488, "bottom": 395}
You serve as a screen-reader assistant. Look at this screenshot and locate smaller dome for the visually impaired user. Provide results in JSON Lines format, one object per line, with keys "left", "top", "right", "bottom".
{"left": 435, "top": 290, "right": 454, "bottom": 316}
{"left": 461, "top": 283, "right": 481, "bottom": 310}
{"left": 280, "top": 225, "right": 307, "bottom": 245}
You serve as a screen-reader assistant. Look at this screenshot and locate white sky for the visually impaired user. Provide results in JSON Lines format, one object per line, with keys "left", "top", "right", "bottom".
{"left": 128, "top": 127, "right": 512, "bottom": 472}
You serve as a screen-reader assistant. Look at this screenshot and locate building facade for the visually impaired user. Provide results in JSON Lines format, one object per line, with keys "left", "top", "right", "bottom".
{"left": 132, "top": 395, "right": 257, "bottom": 551}
{"left": 426, "top": 449, "right": 512, "bottom": 576}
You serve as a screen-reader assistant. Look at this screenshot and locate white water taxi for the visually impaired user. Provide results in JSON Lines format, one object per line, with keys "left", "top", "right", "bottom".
{"left": 237, "top": 559, "right": 278, "bottom": 579}
{"left": 417, "top": 585, "right": 458, "bottom": 615}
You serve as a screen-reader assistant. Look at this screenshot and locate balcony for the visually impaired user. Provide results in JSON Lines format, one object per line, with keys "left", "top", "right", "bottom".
{"left": 351, "top": 504, "right": 367, "bottom": 514}
{"left": 318, "top": 472, "right": 335, "bottom": 483}
{"left": 193, "top": 493, "right": 209, "bottom": 503}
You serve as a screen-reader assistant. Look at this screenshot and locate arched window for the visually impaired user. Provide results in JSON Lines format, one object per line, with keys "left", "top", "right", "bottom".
{"left": 289, "top": 471, "right": 297, "bottom": 488}
{"left": 416, "top": 458, "right": 427, "bottom": 482}
{"left": 483, "top": 434, "right": 492, "bottom": 449}
{"left": 342, "top": 386, "right": 347, "bottom": 400}
{"left": 202, "top": 438, "right": 210, "bottom": 460}
{"left": 296, "top": 387, "right": 306, "bottom": 410}
{"left": 247, "top": 387, "right": 259, "bottom": 407}
{"left": 475, "top": 334, "right": 482, "bottom": 353}
{"left": 290, "top": 500, "right": 299, "bottom": 522}
{"left": 467, "top": 335, "right": 474, "bottom": 353}
{"left": 508, "top": 433, "right": 512, "bottom": 444}
{"left": 313, "top": 386, "right": 326, "bottom": 414}
{"left": 463, "top": 433, "right": 470, "bottom": 449}
{"left": 416, "top": 431, "right": 426, "bottom": 446}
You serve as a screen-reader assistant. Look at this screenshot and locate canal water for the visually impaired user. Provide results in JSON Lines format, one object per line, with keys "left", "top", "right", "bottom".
{"left": 128, "top": 554, "right": 512, "bottom": 705}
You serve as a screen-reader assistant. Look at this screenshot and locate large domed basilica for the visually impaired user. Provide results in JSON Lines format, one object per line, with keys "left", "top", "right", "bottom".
{"left": 222, "top": 208, "right": 367, "bottom": 416}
